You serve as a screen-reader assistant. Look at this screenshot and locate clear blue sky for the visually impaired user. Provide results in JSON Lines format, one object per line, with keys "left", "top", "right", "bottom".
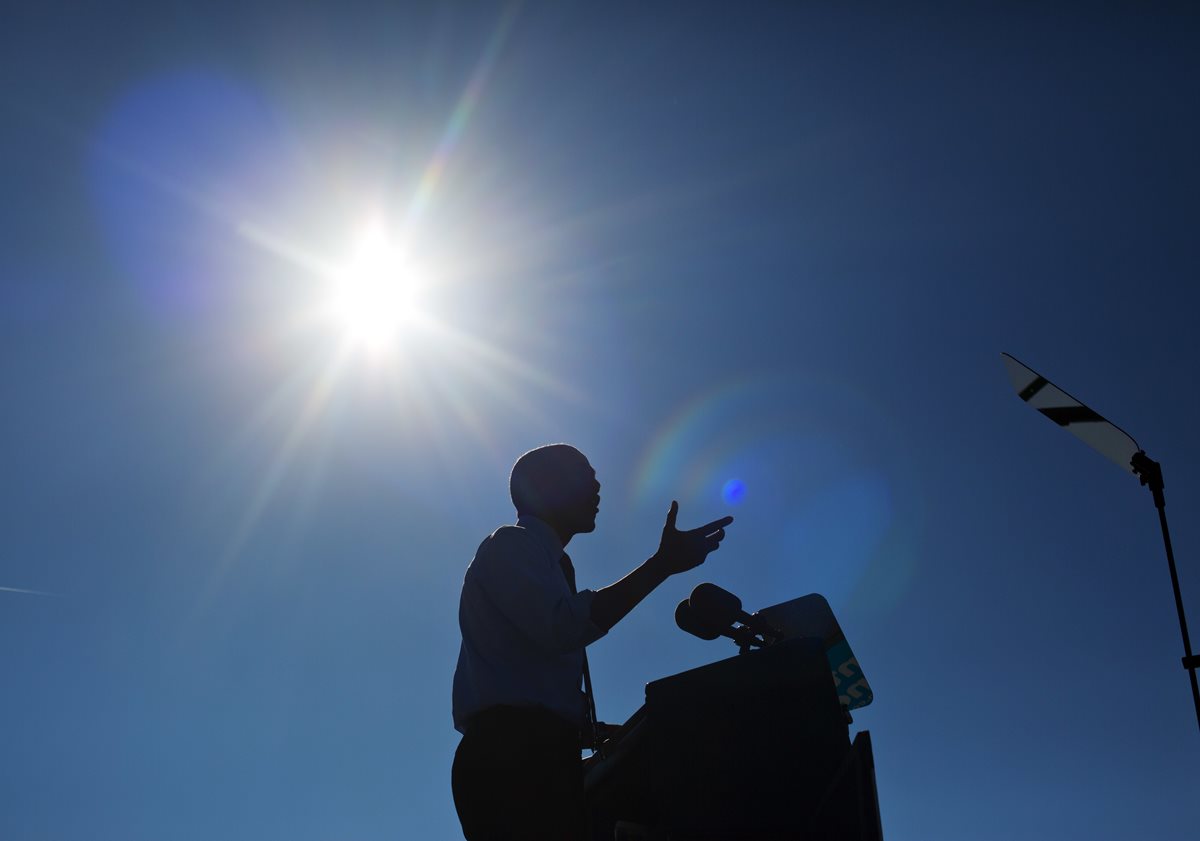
{"left": 3, "top": 3, "right": 1198, "bottom": 839}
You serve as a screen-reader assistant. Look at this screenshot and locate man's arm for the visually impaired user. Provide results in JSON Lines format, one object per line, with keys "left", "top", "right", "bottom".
{"left": 589, "top": 501, "right": 733, "bottom": 632}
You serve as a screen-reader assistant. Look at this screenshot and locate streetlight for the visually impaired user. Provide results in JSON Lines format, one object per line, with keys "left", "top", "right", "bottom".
{"left": 1002, "top": 352, "right": 1199, "bottom": 733}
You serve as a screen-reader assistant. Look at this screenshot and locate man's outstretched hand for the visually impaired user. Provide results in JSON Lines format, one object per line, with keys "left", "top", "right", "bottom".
{"left": 591, "top": 501, "right": 734, "bottom": 632}
{"left": 652, "top": 501, "right": 734, "bottom": 577}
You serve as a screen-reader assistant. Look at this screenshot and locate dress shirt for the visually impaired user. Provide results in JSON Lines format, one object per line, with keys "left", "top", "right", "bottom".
{"left": 452, "top": 516, "right": 607, "bottom": 734}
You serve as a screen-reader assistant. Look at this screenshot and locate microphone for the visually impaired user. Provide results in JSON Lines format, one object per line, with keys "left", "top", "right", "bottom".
{"left": 675, "top": 599, "right": 771, "bottom": 651}
{"left": 688, "top": 583, "right": 783, "bottom": 643}
{"left": 675, "top": 599, "right": 722, "bottom": 640}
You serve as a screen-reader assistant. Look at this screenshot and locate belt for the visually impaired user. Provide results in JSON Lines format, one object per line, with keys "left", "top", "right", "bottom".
{"left": 466, "top": 705, "right": 581, "bottom": 744}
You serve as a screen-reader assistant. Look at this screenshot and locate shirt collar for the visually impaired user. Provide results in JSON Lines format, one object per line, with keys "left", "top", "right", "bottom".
{"left": 516, "top": 514, "right": 565, "bottom": 561}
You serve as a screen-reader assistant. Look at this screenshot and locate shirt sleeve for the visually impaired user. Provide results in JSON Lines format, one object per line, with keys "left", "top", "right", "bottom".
{"left": 467, "top": 528, "right": 607, "bottom": 654}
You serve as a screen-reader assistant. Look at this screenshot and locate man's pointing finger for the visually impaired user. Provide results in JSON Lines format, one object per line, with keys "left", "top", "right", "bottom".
{"left": 697, "top": 516, "right": 734, "bottom": 535}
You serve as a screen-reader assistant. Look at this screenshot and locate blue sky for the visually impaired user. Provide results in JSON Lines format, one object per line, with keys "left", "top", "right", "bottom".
{"left": 3, "top": 3, "right": 1198, "bottom": 839}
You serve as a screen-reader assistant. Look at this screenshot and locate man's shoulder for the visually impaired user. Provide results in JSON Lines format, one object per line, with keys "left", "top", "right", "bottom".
{"left": 483, "top": 523, "right": 534, "bottom": 550}
{"left": 488, "top": 523, "right": 528, "bottom": 541}
{"left": 470, "top": 524, "right": 539, "bottom": 570}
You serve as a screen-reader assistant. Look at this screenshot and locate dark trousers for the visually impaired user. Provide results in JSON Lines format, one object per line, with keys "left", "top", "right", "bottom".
{"left": 451, "top": 705, "right": 584, "bottom": 841}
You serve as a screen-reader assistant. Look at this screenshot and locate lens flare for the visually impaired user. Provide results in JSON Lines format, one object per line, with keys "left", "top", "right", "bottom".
{"left": 721, "top": 478, "right": 747, "bottom": 505}
{"left": 631, "top": 373, "right": 924, "bottom": 614}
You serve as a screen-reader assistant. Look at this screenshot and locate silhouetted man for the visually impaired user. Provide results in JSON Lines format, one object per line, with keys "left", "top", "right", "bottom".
{"left": 451, "top": 443, "right": 734, "bottom": 840}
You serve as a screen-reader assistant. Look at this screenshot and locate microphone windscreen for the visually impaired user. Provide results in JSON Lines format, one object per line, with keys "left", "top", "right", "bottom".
{"left": 675, "top": 599, "right": 722, "bottom": 641}
{"left": 688, "top": 583, "right": 743, "bottom": 628}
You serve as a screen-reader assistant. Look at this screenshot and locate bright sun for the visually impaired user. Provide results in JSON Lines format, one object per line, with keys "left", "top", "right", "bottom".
{"left": 327, "top": 222, "right": 423, "bottom": 351}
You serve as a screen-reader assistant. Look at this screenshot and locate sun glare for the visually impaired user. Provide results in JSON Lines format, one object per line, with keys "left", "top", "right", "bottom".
{"left": 328, "top": 222, "right": 422, "bottom": 351}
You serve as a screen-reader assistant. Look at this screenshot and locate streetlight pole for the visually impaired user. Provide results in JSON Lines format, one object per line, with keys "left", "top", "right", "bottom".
{"left": 1131, "top": 451, "right": 1200, "bottom": 731}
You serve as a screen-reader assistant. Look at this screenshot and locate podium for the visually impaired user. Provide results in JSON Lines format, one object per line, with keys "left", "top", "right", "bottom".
{"left": 585, "top": 596, "right": 883, "bottom": 840}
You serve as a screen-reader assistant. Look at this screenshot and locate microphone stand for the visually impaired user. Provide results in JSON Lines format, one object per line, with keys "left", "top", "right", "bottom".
{"left": 729, "top": 625, "right": 770, "bottom": 655}
{"left": 1131, "top": 451, "right": 1200, "bottom": 732}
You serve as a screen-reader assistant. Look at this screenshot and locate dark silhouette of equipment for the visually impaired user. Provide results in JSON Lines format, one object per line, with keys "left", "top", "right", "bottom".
{"left": 674, "top": 583, "right": 782, "bottom": 653}
{"left": 674, "top": 598, "right": 767, "bottom": 653}
{"left": 687, "top": 582, "right": 783, "bottom": 648}
{"left": 586, "top": 589, "right": 882, "bottom": 840}
{"left": 1002, "top": 352, "right": 1199, "bottom": 733}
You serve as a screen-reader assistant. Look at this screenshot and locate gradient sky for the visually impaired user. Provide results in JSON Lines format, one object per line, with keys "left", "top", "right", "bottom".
{"left": 3, "top": 3, "right": 1199, "bottom": 839}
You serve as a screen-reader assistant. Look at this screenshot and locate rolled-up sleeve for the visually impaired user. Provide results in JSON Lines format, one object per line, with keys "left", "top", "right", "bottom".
{"left": 468, "top": 529, "right": 606, "bottom": 654}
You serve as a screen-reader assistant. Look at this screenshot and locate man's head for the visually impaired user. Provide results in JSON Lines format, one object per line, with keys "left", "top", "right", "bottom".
{"left": 510, "top": 444, "right": 601, "bottom": 540}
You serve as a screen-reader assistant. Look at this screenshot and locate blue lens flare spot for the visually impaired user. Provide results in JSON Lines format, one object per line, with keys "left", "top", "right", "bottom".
{"left": 721, "top": 479, "right": 746, "bottom": 505}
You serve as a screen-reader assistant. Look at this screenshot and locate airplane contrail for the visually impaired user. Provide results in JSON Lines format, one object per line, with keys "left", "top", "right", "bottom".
{"left": 0, "top": 585, "right": 57, "bottom": 597}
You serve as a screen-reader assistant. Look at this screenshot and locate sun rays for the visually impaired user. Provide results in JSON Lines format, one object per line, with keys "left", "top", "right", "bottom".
{"left": 186, "top": 3, "right": 593, "bottom": 607}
